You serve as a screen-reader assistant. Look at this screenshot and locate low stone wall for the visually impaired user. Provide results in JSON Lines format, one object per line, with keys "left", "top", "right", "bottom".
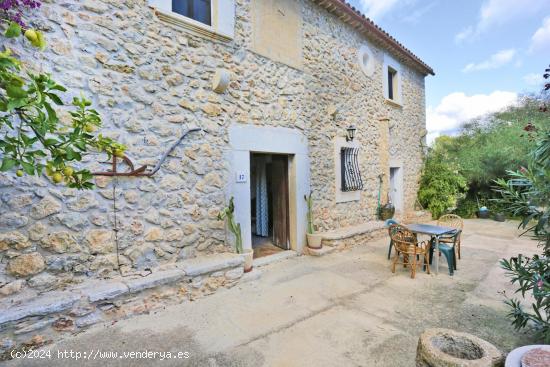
{"left": 311, "top": 221, "right": 387, "bottom": 253}
{"left": 0, "top": 253, "right": 243, "bottom": 361}
{"left": 322, "top": 229, "right": 387, "bottom": 251}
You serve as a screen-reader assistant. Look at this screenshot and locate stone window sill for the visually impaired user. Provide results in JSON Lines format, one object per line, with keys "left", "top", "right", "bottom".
{"left": 385, "top": 98, "right": 403, "bottom": 108}
{"left": 153, "top": 9, "right": 233, "bottom": 43}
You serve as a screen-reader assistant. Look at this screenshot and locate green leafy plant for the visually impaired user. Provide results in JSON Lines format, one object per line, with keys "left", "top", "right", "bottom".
{"left": 453, "top": 197, "right": 478, "bottom": 218}
{"left": 304, "top": 192, "right": 314, "bottom": 234}
{"left": 493, "top": 64, "right": 550, "bottom": 342}
{"left": 217, "top": 197, "right": 243, "bottom": 254}
{"left": 0, "top": 49, "right": 124, "bottom": 189}
{"left": 418, "top": 154, "right": 467, "bottom": 219}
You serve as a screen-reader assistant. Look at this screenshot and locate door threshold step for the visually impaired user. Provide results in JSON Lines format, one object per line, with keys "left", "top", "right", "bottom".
{"left": 253, "top": 250, "right": 298, "bottom": 268}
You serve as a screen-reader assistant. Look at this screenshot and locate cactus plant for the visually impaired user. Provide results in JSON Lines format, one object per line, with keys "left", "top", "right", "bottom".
{"left": 217, "top": 197, "right": 243, "bottom": 254}
{"left": 304, "top": 192, "right": 314, "bottom": 234}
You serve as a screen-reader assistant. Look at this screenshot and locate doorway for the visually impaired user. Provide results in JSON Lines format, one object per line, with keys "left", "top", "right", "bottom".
{"left": 389, "top": 167, "right": 403, "bottom": 212}
{"left": 250, "top": 153, "right": 290, "bottom": 259}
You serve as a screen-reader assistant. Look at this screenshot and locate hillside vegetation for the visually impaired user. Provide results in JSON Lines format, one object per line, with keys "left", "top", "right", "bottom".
{"left": 419, "top": 95, "right": 547, "bottom": 218}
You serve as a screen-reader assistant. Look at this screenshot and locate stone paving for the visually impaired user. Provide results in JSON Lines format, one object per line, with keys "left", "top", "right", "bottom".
{"left": 5, "top": 219, "right": 538, "bottom": 366}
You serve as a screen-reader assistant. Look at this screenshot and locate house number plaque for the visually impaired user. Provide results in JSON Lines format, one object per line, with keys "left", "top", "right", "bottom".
{"left": 236, "top": 171, "right": 247, "bottom": 183}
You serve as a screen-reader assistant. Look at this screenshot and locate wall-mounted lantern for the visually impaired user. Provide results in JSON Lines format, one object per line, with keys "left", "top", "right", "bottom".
{"left": 346, "top": 125, "right": 357, "bottom": 142}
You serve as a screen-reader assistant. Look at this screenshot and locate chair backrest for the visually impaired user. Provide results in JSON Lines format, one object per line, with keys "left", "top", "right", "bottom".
{"left": 389, "top": 224, "right": 417, "bottom": 253}
{"left": 437, "top": 214, "right": 464, "bottom": 230}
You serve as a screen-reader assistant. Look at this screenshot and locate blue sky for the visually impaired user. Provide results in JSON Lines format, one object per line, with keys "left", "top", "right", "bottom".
{"left": 348, "top": 0, "right": 550, "bottom": 142}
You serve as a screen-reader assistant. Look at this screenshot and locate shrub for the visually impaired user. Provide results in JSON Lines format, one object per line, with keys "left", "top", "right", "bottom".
{"left": 454, "top": 197, "right": 478, "bottom": 218}
{"left": 493, "top": 64, "right": 550, "bottom": 342}
{"left": 418, "top": 155, "right": 467, "bottom": 219}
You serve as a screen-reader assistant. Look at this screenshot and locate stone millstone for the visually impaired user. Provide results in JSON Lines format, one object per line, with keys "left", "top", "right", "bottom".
{"left": 521, "top": 348, "right": 550, "bottom": 367}
{"left": 416, "top": 328, "right": 504, "bottom": 367}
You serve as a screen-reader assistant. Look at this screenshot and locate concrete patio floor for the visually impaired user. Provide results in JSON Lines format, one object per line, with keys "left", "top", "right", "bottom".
{"left": 6, "top": 219, "right": 538, "bottom": 366}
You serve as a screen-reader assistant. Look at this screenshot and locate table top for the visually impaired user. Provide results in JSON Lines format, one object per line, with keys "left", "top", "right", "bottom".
{"left": 406, "top": 223, "right": 457, "bottom": 236}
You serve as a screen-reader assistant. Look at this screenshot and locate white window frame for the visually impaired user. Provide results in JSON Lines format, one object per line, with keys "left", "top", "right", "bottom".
{"left": 383, "top": 54, "right": 402, "bottom": 106}
{"left": 148, "top": 0, "right": 235, "bottom": 42}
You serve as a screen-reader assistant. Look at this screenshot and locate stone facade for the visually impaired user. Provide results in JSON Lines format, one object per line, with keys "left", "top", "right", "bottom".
{"left": 0, "top": 0, "right": 429, "bottom": 306}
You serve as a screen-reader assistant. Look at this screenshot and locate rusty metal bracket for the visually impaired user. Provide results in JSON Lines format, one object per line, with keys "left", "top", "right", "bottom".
{"left": 92, "top": 127, "right": 202, "bottom": 177}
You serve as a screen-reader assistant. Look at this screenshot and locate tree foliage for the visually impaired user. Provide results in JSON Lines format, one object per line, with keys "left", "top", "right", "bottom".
{"left": 418, "top": 152, "right": 467, "bottom": 219}
{"left": 1, "top": 5, "right": 124, "bottom": 189}
{"left": 493, "top": 64, "right": 550, "bottom": 342}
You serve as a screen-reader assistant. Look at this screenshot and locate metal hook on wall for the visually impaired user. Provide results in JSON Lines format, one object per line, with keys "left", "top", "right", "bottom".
{"left": 92, "top": 127, "right": 203, "bottom": 177}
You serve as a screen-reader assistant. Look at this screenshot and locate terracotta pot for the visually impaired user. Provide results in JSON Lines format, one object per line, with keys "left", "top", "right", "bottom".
{"left": 306, "top": 233, "right": 323, "bottom": 249}
{"left": 379, "top": 203, "right": 395, "bottom": 220}
{"left": 241, "top": 249, "right": 253, "bottom": 273}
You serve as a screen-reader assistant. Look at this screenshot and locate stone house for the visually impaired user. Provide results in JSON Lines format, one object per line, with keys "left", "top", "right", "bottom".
{"left": 0, "top": 0, "right": 433, "bottom": 349}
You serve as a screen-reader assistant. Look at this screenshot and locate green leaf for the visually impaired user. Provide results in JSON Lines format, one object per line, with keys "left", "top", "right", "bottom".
{"left": 47, "top": 93, "right": 63, "bottom": 105}
{"left": 4, "top": 22, "right": 22, "bottom": 38}
{"left": 6, "top": 84, "right": 27, "bottom": 98}
{"left": 21, "top": 161, "right": 35, "bottom": 175}
{"left": 0, "top": 158, "right": 17, "bottom": 172}
{"left": 7, "top": 98, "right": 28, "bottom": 111}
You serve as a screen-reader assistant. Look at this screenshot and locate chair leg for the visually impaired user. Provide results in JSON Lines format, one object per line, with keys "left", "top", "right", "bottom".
{"left": 424, "top": 254, "right": 430, "bottom": 274}
{"left": 392, "top": 253, "right": 397, "bottom": 273}
{"left": 441, "top": 251, "right": 454, "bottom": 276}
{"left": 453, "top": 248, "right": 457, "bottom": 270}
{"left": 387, "top": 240, "right": 393, "bottom": 260}
{"left": 411, "top": 256, "right": 416, "bottom": 278}
{"left": 458, "top": 240, "right": 461, "bottom": 259}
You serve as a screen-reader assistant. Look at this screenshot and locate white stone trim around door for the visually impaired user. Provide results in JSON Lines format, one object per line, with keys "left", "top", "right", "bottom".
{"left": 228, "top": 124, "right": 310, "bottom": 254}
{"left": 389, "top": 159, "right": 404, "bottom": 213}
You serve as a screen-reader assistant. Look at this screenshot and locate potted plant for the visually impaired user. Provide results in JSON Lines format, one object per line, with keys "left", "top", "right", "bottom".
{"left": 476, "top": 206, "right": 490, "bottom": 219}
{"left": 218, "top": 197, "right": 253, "bottom": 272}
{"left": 304, "top": 193, "right": 323, "bottom": 249}
{"left": 378, "top": 194, "right": 395, "bottom": 220}
{"left": 475, "top": 197, "right": 491, "bottom": 218}
{"left": 490, "top": 201, "right": 506, "bottom": 222}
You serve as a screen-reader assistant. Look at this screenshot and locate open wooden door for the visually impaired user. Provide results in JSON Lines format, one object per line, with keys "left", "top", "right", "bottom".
{"left": 270, "top": 155, "right": 290, "bottom": 250}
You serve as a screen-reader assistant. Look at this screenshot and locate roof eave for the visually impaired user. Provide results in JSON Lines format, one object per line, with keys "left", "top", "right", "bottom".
{"left": 311, "top": 0, "right": 435, "bottom": 76}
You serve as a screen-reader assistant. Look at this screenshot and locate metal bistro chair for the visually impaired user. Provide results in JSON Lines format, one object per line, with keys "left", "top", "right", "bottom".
{"left": 389, "top": 224, "right": 430, "bottom": 279}
{"left": 429, "top": 231, "right": 459, "bottom": 276}
{"left": 437, "top": 214, "right": 464, "bottom": 259}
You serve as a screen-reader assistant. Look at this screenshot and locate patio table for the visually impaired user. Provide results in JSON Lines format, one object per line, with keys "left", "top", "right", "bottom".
{"left": 406, "top": 223, "right": 457, "bottom": 275}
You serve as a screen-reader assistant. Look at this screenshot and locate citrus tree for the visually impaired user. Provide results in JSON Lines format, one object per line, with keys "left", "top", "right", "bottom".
{"left": 1, "top": 3, "right": 124, "bottom": 189}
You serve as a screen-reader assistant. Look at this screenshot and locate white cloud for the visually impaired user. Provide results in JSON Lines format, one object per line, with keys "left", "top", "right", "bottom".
{"left": 462, "top": 49, "right": 516, "bottom": 73}
{"left": 402, "top": 2, "right": 436, "bottom": 24}
{"left": 529, "top": 17, "right": 550, "bottom": 53}
{"left": 455, "top": 27, "right": 474, "bottom": 43}
{"left": 523, "top": 72, "right": 545, "bottom": 86}
{"left": 359, "top": 0, "right": 400, "bottom": 20}
{"left": 427, "top": 91, "right": 518, "bottom": 144}
{"left": 455, "top": 0, "right": 550, "bottom": 43}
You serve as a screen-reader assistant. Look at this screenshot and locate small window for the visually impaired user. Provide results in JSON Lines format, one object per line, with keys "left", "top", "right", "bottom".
{"left": 172, "top": 0, "right": 211, "bottom": 26}
{"left": 387, "top": 67, "right": 397, "bottom": 100}
{"left": 340, "top": 147, "right": 363, "bottom": 192}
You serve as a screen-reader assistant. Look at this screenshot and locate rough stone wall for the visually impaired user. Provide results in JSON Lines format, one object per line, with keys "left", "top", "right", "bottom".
{"left": 0, "top": 0, "right": 427, "bottom": 296}
{"left": 302, "top": 1, "right": 427, "bottom": 229}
